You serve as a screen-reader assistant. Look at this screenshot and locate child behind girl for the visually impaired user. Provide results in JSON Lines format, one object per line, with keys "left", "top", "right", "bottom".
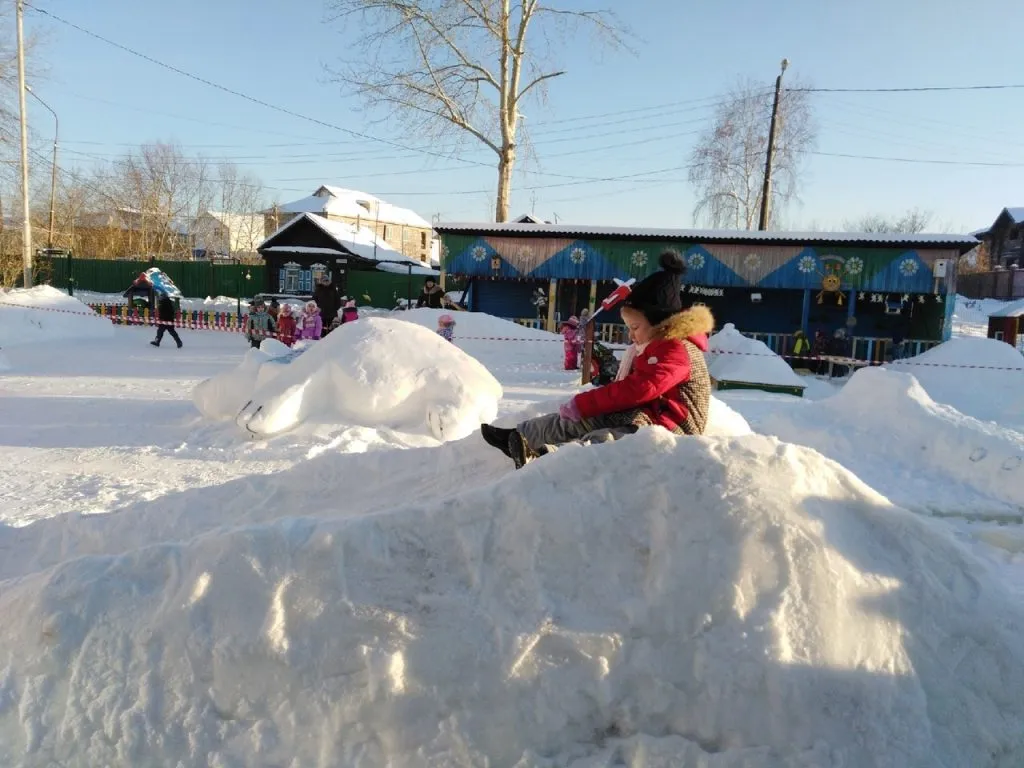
{"left": 276, "top": 303, "right": 297, "bottom": 346}
{"left": 436, "top": 313, "right": 456, "bottom": 342}
{"left": 246, "top": 299, "right": 275, "bottom": 349}
{"left": 299, "top": 300, "right": 323, "bottom": 340}
{"left": 341, "top": 299, "right": 359, "bottom": 324}
{"left": 560, "top": 315, "right": 581, "bottom": 370}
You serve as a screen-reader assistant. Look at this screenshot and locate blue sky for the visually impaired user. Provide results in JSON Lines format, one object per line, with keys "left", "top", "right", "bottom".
{"left": 25, "top": 0, "right": 1024, "bottom": 233}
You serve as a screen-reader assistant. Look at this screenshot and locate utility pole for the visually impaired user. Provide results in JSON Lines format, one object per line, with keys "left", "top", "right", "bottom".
{"left": 16, "top": 0, "right": 32, "bottom": 286}
{"left": 27, "top": 86, "right": 58, "bottom": 249}
{"left": 758, "top": 58, "right": 788, "bottom": 232}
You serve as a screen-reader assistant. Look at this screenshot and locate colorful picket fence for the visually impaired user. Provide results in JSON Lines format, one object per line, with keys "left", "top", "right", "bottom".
{"left": 90, "top": 303, "right": 244, "bottom": 331}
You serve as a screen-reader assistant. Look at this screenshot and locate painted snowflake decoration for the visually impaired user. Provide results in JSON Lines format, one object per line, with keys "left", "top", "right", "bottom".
{"left": 797, "top": 255, "right": 817, "bottom": 274}
{"left": 687, "top": 252, "right": 705, "bottom": 270}
{"left": 569, "top": 247, "right": 587, "bottom": 265}
{"left": 471, "top": 245, "right": 488, "bottom": 262}
{"left": 845, "top": 257, "right": 864, "bottom": 275}
{"left": 744, "top": 253, "right": 761, "bottom": 269}
{"left": 899, "top": 258, "right": 919, "bottom": 277}
{"left": 631, "top": 250, "right": 648, "bottom": 267}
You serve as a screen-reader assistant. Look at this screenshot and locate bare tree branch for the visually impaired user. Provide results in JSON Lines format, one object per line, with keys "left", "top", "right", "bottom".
{"left": 325, "top": 0, "right": 629, "bottom": 221}
{"left": 688, "top": 78, "right": 817, "bottom": 229}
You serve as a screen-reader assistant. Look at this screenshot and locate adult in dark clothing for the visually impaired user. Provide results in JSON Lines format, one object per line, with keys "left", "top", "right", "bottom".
{"left": 313, "top": 277, "right": 341, "bottom": 336}
{"left": 151, "top": 293, "right": 182, "bottom": 348}
{"left": 417, "top": 278, "right": 446, "bottom": 309}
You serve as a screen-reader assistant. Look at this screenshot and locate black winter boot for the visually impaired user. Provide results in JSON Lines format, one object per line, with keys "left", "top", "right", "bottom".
{"left": 150, "top": 340, "right": 159, "bottom": 347}
{"left": 507, "top": 430, "right": 534, "bottom": 470}
{"left": 480, "top": 424, "right": 513, "bottom": 458}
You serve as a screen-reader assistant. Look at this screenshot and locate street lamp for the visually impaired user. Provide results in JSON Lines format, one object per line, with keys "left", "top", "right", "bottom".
{"left": 25, "top": 85, "right": 58, "bottom": 250}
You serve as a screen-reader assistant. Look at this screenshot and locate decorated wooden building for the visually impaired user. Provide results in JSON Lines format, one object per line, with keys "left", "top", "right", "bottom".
{"left": 436, "top": 222, "right": 978, "bottom": 360}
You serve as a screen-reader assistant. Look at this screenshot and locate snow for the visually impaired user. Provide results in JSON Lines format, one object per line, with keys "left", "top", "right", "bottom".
{"left": 759, "top": 366, "right": 1024, "bottom": 518}
{"left": 1006, "top": 206, "right": 1024, "bottom": 223}
{"left": 0, "top": 285, "right": 113, "bottom": 348}
{"left": 1, "top": 431, "right": 1023, "bottom": 766}
{"left": 3, "top": 291, "right": 1024, "bottom": 766}
{"left": 951, "top": 294, "right": 1018, "bottom": 338}
{"left": 195, "top": 317, "right": 503, "bottom": 441}
{"left": 889, "top": 336, "right": 1024, "bottom": 430}
{"left": 707, "top": 323, "right": 806, "bottom": 390}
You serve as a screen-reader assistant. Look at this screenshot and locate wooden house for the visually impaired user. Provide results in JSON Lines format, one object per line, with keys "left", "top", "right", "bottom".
{"left": 974, "top": 207, "right": 1024, "bottom": 269}
{"left": 264, "top": 186, "right": 436, "bottom": 264}
{"left": 435, "top": 222, "right": 978, "bottom": 361}
{"left": 257, "top": 213, "right": 436, "bottom": 299}
{"left": 988, "top": 299, "right": 1024, "bottom": 348}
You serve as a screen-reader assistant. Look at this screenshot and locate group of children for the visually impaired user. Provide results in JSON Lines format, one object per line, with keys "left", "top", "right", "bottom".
{"left": 246, "top": 298, "right": 358, "bottom": 348}
{"left": 245, "top": 298, "right": 458, "bottom": 348}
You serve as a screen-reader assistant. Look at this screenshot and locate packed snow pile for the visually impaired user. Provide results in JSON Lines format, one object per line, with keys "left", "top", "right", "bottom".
{"left": 194, "top": 317, "right": 502, "bottom": 440}
{"left": 0, "top": 348, "right": 10, "bottom": 372}
{"left": 0, "top": 285, "right": 113, "bottom": 347}
{"left": 760, "top": 366, "right": 1024, "bottom": 517}
{"left": 889, "top": 336, "right": 1024, "bottom": 429}
{"left": 1, "top": 430, "right": 1023, "bottom": 767}
{"left": 707, "top": 323, "right": 805, "bottom": 390}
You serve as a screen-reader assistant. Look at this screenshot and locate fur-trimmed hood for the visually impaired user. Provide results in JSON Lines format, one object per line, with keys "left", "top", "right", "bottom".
{"left": 653, "top": 304, "right": 715, "bottom": 347}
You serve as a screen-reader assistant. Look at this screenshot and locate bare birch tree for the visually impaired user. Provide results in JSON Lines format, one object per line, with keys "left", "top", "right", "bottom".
{"left": 843, "top": 208, "right": 932, "bottom": 234}
{"left": 688, "top": 79, "right": 816, "bottom": 230}
{"left": 325, "top": 0, "right": 625, "bottom": 222}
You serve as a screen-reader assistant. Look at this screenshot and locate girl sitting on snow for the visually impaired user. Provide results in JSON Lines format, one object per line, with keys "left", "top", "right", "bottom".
{"left": 276, "top": 303, "right": 297, "bottom": 346}
{"left": 481, "top": 251, "right": 713, "bottom": 469}
{"left": 298, "top": 301, "right": 323, "bottom": 340}
{"left": 561, "top": 315, "right": 581, "bottom": 370}
{"left": 436, "top": 313, "right": 456, "bottom": 342}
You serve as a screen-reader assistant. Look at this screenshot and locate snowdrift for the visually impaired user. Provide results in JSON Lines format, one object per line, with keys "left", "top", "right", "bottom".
{"left": 1, "top": 430, "right": 1022, "bottom": 767}
{"left": 0, "top": 286, "right": 113, "bottom": 348}
{"left": 194, "top": 317, "right": 502, "bottom": 441}
{"left": 708, "top": 323, "right": 805, "bottom": 390}
{"left": 889, "top": 336, "right": 1024, "bottom": 429}
{"left": 760, "top": 366, "right": 1024, "bottom": 517}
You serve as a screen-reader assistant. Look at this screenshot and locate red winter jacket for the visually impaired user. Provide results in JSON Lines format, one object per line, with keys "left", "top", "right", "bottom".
{"left": 574, "top": 305, "right": 715, "bottom": 434}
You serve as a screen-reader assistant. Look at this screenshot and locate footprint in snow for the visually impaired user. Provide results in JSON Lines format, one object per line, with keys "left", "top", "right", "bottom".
{"left": 970, "top": 447, "right": 988, "bottom": 463}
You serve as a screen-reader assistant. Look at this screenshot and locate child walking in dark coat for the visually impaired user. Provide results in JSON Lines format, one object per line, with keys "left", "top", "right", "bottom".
{"left": 150, "top": 293, "right": 182, "bottom": 348}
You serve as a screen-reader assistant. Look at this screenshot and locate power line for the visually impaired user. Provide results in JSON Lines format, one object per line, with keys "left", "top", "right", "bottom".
{"left": 798, "top": 83, "right": 1024, "bottom": 94}
{"left": 811, "top": 150, "right": 1024, "bottom": 167}
{"left": 24, "top": 3, "right": 496, "bottom": 171}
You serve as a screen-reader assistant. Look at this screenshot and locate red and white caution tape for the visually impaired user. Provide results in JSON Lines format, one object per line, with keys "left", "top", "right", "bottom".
{"left": 1, "top": 299, "right": 1022, "bottom": 371}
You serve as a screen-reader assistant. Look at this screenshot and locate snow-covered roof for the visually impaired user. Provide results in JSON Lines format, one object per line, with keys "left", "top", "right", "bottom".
{"left": 272, "top": 186, "right": 432, "bottom": 229}
{"left": 376, "top": 262, "right": 440, "bottom": 277}
{"left": 259, "top": 213, "right": 419, "bottom": 266}
{"left": 434, "top": 222, "right": 979, "bottom": 249}
{"left": 988, "top": 298, "right": 1024, "bottom": 318}
{"left": 1006, "top": 207, "right": 1024, "bottom": 224}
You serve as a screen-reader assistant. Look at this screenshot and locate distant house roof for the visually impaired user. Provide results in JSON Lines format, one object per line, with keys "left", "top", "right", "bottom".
{"left": 512, "top": 213, "right": 548, "bottom": 224}
{"left": 989, "top": 298, "right": 1024, "bottom": 318}
{"left": 434, "top": 221, "right": 978, "bottom": 251}
{"left": 975, "top": 207, "right": 1024, "bottom": 238}
{"left": 259, "top": 212, "right": 419, "bottom": 266}
{"left": 271, "top": 185, "right": 431, "bottom": 229}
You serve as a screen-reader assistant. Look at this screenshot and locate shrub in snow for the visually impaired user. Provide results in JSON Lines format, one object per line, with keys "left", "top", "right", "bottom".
{"left": 708, "top": 323, "right": 804, "bottom": 389}
{"left": 194, "top": 317, "right": 502, "bottom": 441}
{"left": 0, "top": 285, "right": 113, "bottom": 348}
{"left": 1, "top": 431, "right": 1022, "bottom": 766}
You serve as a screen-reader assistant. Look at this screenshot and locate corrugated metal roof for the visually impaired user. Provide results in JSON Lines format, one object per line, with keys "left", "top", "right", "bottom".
{"left": 433, "top": 221, "right": 979, "bottom": 248}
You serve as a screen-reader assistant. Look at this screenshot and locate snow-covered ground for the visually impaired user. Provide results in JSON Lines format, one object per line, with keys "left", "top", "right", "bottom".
{"left": 1, "top": 289, "right": 1023, "bottom": 766}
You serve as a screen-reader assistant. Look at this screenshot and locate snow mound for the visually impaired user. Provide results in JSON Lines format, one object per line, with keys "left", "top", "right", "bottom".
{"left": 760, "top": 366, "right": 1024, "bottom": 517}
{"left": 0, "top": 286, "right": 113, "bottom": 347}
{"left": 0, "top": 348, "right": 10, "bottom": 372}
{"left": 708, "top": 323, "right": 805, "bottom": 390}
{"left": 396, "top": 306, "right": 560, "bottom": 340}
{"left": 889, "top": 337, "right": 1024, "bottom": 429}
{"left": 2, "top": 431, "right": 1022, "bottom": 766}
{"left": 194, "top": 317, "right": 502, "bottom": 441}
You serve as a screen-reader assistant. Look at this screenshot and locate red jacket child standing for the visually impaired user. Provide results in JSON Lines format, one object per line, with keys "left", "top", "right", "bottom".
{"left": 276, "top": 303, "right": 298, "bottom": 346}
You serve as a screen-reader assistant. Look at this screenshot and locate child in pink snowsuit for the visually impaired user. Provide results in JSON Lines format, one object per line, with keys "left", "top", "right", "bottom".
{"left": 436, "top": 314, "right": 456, "bottom": 342}
{"left": 299, "top": 300, "right": 323, "bottom": 340}
{"left": 340, "top": 299, "right": 359, "bottom": 324}
{"left": 561, "top": 316, "right": 581, "bottom": 370}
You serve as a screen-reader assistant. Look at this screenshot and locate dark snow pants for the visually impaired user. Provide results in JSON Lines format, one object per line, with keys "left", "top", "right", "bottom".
{"left": 516, "top": 410, "right": 645, "bottom": 454}
{"left": 155, "top": 325, "right": 182, "bottom": 346}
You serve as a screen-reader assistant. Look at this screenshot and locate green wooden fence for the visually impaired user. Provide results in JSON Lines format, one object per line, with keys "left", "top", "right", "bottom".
{"left": 39, "top": 256, "right": 464, "bottom": 308}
